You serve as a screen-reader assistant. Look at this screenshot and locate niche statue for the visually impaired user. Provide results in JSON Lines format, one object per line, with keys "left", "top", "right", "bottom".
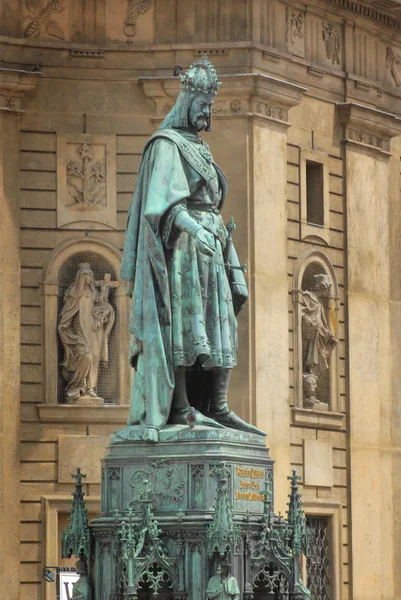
{"left": 301, "top": 273, "right": 338, "bottom": 408}
{"left": 121, "top": 56, "right": 264, "bottom": 441}
{"left": 58, "top": 262, "right": 118, "bottom": 404}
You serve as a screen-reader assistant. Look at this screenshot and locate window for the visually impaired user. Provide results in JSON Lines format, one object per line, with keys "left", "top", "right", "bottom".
{"left": 306, "top": 516, "right": 332, "bottom": 600}
{"left": 306, "top": 161, "right": 324, "bottom": 226}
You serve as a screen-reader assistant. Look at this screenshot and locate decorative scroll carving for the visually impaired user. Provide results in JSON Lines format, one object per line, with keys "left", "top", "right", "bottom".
{"left": 58, "top": 263, "right": 118, "bottom": 404}
{"left": 23, "top": 0, "right": 65, "bottom": 39}
{"left": 124, "top": 0, "right": 153, "bottom": 40}
{"left": 386, "top": 47, "right": 401, "bottom": 86}
{"left": 255, "top": 103, "right": 287, "bottom": 122}
{"left": 346, "top": 127, "right": 385, "bottom": 151}
{"left": 67, "top": 143, "right": 106, "bottom": 207}
{"left": 322, "top": 22, "right": 341, "bottom": 65}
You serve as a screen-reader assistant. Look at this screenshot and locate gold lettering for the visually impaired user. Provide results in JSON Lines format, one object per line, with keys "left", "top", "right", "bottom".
{"left": 235, "top": 490, "right": 264, "bottom": 502}
{"left": 236, "top": 465, "right": 264, "bottom": 479}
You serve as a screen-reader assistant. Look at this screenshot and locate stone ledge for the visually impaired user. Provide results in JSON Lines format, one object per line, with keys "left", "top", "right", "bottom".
{"left": 291, "top": 407, "right": 345, "bottom": 430}
{"left": 38, "top": 404, "right": 129, "bottom": 423}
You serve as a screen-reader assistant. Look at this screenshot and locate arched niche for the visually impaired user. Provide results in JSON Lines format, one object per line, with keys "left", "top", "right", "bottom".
{"left": 41, "top": 237, "right": 130, "bottom": 406}
{"left": 292, "top": 248, "right": 340, "bottom": 412}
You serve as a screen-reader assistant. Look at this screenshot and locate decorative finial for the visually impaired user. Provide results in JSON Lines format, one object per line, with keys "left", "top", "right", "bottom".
{"left": 61, "top": 468, "right": 91, "bottom": 561}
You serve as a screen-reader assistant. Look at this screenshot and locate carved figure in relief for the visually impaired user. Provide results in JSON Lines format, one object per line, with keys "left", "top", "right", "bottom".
{"left": 301, "top": 274, "right": 337, "bottom": 406}
{"left": 121, "top": 56, "right": 265, "bottom": 441}
{"left": 67, "top": 144, "right": 106, "bottom": 207}
{"left": 287, "top": 9, "right": 304, "bottom": 44}
{"left": 206, "top": 563, "right": 240, "bottom": 600}
{"left": 386, "top": 47, "right": 401, "bottom": 87}
{"left": 24, "top": 0, "right": 65, "bottom": 39}
{"left": 322, "top": 22, "right": 341, "bottom": 65}
{"left": 58, "top": 263, "right": 118, "bottom": 404}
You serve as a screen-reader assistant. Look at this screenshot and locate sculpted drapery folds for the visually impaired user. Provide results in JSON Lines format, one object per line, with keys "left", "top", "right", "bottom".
{"left": 121, "top": 56, "right": 264, "bottom": 441}
{"left": 58, "top": 262, "right": 117, "bottom": 403}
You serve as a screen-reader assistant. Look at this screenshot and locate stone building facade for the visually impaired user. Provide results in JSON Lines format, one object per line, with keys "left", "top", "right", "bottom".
{"left": 0, "top": 0, "right": 400, "bottom": 599}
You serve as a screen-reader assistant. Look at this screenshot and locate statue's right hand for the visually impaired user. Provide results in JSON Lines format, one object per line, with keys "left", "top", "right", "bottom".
{"left": 195, "top": 228, "right": 215, "bottom": 256}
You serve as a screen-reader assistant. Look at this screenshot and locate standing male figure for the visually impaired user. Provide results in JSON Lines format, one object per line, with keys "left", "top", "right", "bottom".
{"left": 121, "top": 56, "right": 264, "bottom": 441}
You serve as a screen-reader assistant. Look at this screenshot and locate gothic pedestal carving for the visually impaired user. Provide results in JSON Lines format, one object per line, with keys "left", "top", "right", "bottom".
{"left": 88, "top": 427, "right": 310, "bottom": 600}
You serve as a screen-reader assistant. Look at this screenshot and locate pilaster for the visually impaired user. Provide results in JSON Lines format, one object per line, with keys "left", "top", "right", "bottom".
{"left": 337, "top": 102, "right": 401, "bottom": 600}
{"left": 0, "top": 68, "right": 40, "bottom": 600}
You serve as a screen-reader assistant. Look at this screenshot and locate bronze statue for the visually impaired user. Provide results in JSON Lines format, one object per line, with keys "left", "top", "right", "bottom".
{"left": 121, "top": 56, "right": 264, "bottom": 441}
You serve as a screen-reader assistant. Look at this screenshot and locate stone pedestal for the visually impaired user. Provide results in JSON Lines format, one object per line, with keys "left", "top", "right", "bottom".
{"left": 91, "top": 427, "right": 274, "bottom": 600}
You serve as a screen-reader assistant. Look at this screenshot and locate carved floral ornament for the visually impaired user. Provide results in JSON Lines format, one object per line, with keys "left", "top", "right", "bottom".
{"left": 67, "top": 143, "right": 107, "bottom": 207}
{"left": 345, "top": 127, "right": 387, "bottom": 151}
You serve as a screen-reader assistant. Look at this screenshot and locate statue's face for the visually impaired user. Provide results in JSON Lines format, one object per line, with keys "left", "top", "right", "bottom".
{"left": 189, "top": 93, "right": 214, "bottom": 131}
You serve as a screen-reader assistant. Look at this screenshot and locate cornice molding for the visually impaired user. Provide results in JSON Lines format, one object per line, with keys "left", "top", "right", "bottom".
{"left": 325, "top": 0, "right": 401, "bottom": 29}
{"left": 337, "top": 101, "right": 401, "bottom": 154}
{"left": 139, "top": 73, "right": 307, "bottom": 124}
{"left": 0, "top": 67, "right": 41, "bottom": 113}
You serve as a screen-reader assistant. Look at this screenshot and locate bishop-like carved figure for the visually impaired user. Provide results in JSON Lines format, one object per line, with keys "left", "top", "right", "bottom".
{"left": 206, "top": 564, "right": 240, "bottom": 600}
{"left": 58, "top": 262, "right": 118, "bottom": 404}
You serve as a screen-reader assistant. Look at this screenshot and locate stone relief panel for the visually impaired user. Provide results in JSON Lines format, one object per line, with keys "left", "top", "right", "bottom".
{"left": 322, "top": 22, "right": 342, "bottom": 66}
{"left": 305, "top": 15, "right": 343, "bottom": 69}
{"left": 57, "top": 134, "right": 117, "bottom": 229}
{"left": 58, "top": 262, "right": 118, "bottom": 404}
{"left": 23, "top": 0, "right": 69, "bottom": 40}
{"left": 286, "top": 7, "right": 305, "bottom": 58}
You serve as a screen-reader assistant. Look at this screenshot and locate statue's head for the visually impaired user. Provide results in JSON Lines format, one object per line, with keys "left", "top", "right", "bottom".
{"left": 159, "top": 55, "right": 221, "bottom": 132}
{"left": 77, "top": 262, "right": 94, "bottom": 286}
{"left": 312, "top": 274, "right": 331, "bottom": 294}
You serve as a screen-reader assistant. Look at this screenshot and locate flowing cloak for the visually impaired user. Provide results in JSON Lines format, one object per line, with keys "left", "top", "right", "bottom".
{"left": 120, "top": 129, "right": 246, "bottom": 430}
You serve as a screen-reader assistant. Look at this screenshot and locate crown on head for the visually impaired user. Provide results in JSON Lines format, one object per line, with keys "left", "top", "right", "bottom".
{"left": 180, "top": 55, "right": 221, "bottom": 95}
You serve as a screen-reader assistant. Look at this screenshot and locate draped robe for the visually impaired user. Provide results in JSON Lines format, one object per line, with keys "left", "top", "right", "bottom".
{"left": 121, "top": 129, "right": 247, "bottom": 430}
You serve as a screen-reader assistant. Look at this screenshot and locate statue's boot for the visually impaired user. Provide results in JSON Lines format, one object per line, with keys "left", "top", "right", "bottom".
{"left": 169, "top": 369, "right": 225, "bottom": 429}
{"left": 207, "top": 369, "right": 266, "bottom": 436}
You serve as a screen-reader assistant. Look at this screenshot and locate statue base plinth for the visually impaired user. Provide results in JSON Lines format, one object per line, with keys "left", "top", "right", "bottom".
{"left": 91, "top": 425, "right": 275, "bottom": 600}
{"left": 69, "top": 395, "right": 104, "bottom": 406}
